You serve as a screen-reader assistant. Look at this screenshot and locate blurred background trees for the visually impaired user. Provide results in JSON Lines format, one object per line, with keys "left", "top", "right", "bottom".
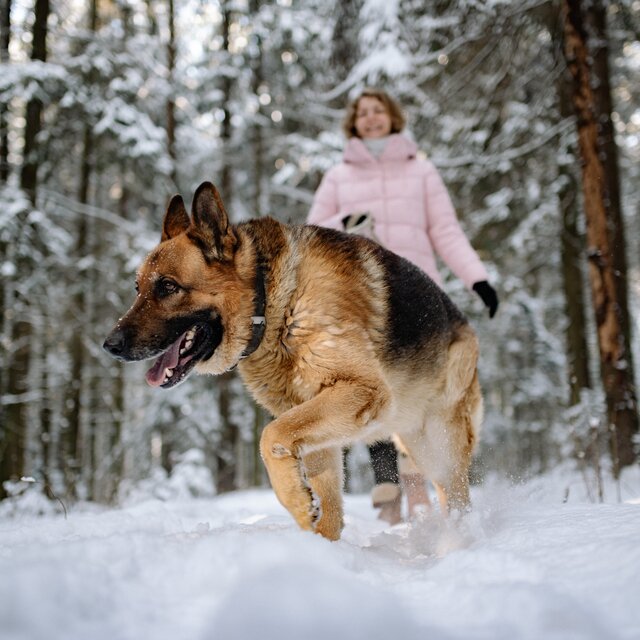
{"left": 1, "top": 0, "right": 638, "bottom": 504}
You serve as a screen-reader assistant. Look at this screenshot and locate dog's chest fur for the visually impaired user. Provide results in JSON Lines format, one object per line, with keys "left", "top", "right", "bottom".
{"left": 238, "top": 225, "right": 386, "bottom": 417}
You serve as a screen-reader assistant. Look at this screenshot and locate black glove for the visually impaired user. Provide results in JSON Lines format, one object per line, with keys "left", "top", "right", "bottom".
{"left": 472, "top": 281, "right": 498, "bottom": 318}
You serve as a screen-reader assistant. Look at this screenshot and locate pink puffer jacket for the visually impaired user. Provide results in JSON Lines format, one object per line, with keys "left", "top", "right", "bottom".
{"left": 307, "top": 133, "right": 488, "bottom": 289}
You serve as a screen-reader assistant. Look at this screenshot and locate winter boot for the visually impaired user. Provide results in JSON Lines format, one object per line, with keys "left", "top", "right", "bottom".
{"left": 371, "top": 482, "right": 402, "bottom": 525}
{"left": 400, "top": 473, "right": 431, "bottom": 517}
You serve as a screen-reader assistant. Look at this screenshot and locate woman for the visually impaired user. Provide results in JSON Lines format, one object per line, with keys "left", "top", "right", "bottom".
{"left": 307, "top": 88, "right": 498, "bottom": 525}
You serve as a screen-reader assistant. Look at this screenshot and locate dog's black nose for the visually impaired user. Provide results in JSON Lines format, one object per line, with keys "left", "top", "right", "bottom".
{"left": 103, "top": 328, "right": 127, "bottom": 359}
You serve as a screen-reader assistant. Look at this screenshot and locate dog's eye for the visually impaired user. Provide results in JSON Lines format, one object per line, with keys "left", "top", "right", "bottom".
{"left": 156, "top": 278, "right": 181, "bottom": 298}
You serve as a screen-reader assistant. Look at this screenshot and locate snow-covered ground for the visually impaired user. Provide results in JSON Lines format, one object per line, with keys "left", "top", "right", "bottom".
{"left": 1, "top": 470, "right": 639, "bottom": 640}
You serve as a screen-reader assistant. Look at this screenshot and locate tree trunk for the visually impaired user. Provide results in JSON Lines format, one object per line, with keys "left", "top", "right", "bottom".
{"left": 557, "top": 67, "right": 591, "bottom": 405}
{"left": 62, "top": 0, "right": 98, "bottom": 500}
{"left": 0, "top": 0, "right": 11, "bottom": 183}
{"left": 585, "top": 3, "right": 636, "bottom": 404}
{"left": 249, "top": 0, "right": 263, "bottom": 219}
{"left": 214, "top": 2, "right": 238, "bottom": 492}
{"left": 2, "top": 0, "right": 50, "bottom": 499}
{"left": 216, "top": 371, "right": 237, "bottom": 493}
{"left": 19, "top": 0, "right": 50, "bottom": 204}
{"left": 560, "top": 164, "right": 592, "bottom": 405}
{"left": 247, "top": 0, "right": 266, "bottom": 487}
{"left": 1, "top": 209, "right": 32, "bottom": 497}
{"left": 220, "top": 4, "right": 233, "bottom": 200}
{"left": 1, "top": 320, "right": 29, "bottom": 498}
{"left": 0, "top": 0, "right": 11, "bottom": 498}
{"left": 329, "top": 0, "right": 362, "bottom": 77}
{"left": 166, "top": 0, "right": 177, "bottom": 186}
{"left": 562, "top": 0, "right": 639, "bottom": 475}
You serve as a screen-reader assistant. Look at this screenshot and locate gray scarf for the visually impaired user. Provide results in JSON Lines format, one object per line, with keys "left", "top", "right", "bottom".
{"left": 362, "top": 136, "right": 389, "bottom": 158}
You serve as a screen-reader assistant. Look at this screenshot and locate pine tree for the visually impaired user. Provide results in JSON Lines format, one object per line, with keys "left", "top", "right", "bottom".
{"left": 562, "top": 0, "right": 639, "bottom": 475}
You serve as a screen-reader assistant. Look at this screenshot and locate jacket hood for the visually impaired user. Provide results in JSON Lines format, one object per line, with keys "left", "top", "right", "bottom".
{"left": 343, "top": 133, "right": 418, "bottom": 165}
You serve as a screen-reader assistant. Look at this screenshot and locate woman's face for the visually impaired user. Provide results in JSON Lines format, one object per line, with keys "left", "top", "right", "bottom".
{"left": 354, "top": 96, "right": 392, "bottom": 139}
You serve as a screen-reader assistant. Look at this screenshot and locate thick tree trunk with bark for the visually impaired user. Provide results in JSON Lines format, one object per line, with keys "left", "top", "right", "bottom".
{"left": 585, "top": 3, "right": 636, "bottom": 393}
{"left": 562, "top": 0, "right": 639, "bottom": 474}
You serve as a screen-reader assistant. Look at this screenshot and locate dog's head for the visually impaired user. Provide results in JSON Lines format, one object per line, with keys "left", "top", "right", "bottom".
{"left": 103, "top": 181, "right": 256, "bottom": 388}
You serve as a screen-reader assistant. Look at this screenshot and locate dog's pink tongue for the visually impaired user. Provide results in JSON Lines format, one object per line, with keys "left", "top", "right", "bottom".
{"left": 145, "top": 334, "right": 183, "bottom": 387}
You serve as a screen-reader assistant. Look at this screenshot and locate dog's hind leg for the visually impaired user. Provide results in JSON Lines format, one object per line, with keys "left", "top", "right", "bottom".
{"left": 260, "top": 377, "right": 390, "bottom": 540}
{"left": 410, "top": 326, "right": 482, "bottom": 514}
{"left": 432, "top": 359, "right": 483, "bottom": 513}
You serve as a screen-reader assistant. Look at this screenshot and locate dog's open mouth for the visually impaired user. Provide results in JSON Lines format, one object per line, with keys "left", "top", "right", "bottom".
{"left": 145, "top": 319, "right": 222, "bottom": 389}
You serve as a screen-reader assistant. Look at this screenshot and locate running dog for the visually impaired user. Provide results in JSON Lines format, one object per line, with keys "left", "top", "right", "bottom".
{"left": 103, "top": 181, "right": 482, "bottom": 540}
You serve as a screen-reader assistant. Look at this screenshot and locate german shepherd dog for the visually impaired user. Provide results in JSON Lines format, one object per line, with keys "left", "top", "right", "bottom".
{"left": 104, "top": 182, "right": 482, "bottom": 540}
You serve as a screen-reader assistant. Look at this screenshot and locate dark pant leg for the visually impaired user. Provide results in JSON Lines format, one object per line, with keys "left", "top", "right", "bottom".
{"left": 368, "top": 440, "right": 399, "bottom": 485}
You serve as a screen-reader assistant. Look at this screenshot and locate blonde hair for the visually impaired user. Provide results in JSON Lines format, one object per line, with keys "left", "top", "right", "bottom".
{"left": 342, "top": 88, "right": 406, "bottom": 139}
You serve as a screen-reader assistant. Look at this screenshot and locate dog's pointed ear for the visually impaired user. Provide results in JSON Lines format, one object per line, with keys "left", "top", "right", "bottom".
{"left": 190, "top": 181, "right": 237, "bottom": 261}
{"left": 162, "top": 195, "right": 190, "bottom": 242}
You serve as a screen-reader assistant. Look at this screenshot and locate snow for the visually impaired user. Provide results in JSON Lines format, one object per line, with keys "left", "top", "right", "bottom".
{"left": 1, "top": 471, "right": 639, "bottom": 640}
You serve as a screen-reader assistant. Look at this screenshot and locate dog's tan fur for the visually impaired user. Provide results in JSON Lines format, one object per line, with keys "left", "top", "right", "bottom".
{"left": 104, "top": 182, "right": 482, "bottom": 540}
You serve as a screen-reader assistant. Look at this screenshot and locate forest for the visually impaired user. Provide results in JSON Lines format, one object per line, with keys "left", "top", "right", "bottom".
{"left": 1, "top": 0, "right": 639, "bottom": 507}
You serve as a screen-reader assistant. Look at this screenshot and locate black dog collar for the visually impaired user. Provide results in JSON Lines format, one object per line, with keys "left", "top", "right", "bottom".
{"left": 239, "top": 261, "right": 267, "bottom": 359}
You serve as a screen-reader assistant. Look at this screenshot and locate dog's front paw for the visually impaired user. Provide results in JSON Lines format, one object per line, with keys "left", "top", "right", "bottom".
{"left": 309, "top": 491, "right": 322, "bottom": 526}
{"left": 312, "top": 501, "right": 343, "bottom": 541}
{"left": 302, "top": 468, "right": 342, "bottom": 540}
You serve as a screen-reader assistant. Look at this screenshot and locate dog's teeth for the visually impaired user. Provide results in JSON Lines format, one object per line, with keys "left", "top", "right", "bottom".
{"left": 186, "top": 329, "right": 196, "bottom": 340}
{"left": 180, "top": 342, "right": 192, "bottom": 354}
{"left": 165, "top": 368, "right": 173, "bottom": 378}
